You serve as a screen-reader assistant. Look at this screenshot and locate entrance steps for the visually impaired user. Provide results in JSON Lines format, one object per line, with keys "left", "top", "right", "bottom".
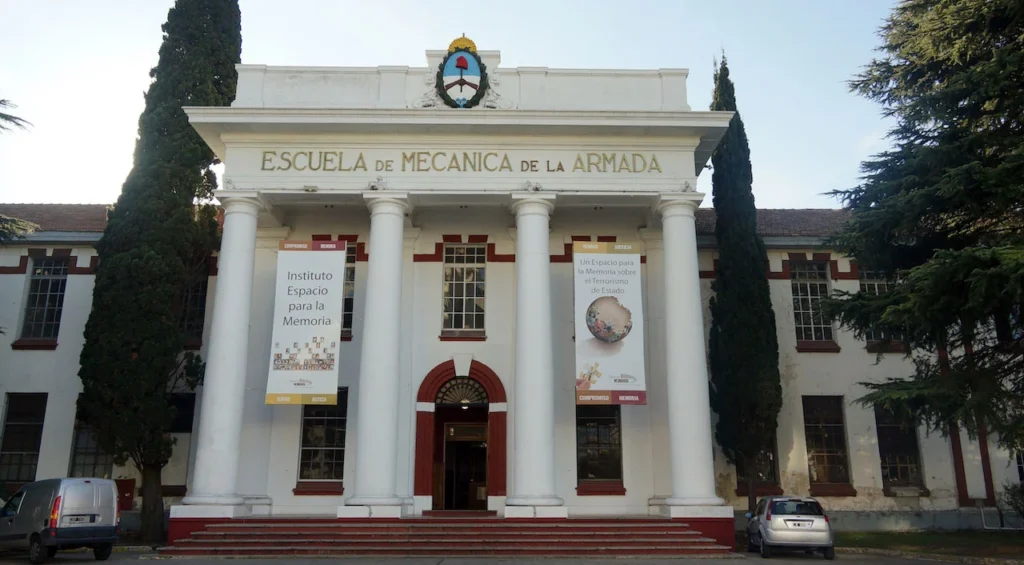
{"left": 159, "top": 516, "right": 733, "bottom": 557}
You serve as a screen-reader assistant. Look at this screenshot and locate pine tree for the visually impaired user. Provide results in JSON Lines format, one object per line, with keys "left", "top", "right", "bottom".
{"left": 706, "top": 56, "right": 783, "bottom": 512}
{"left": 823, "top": 0, "right": 1024, "bottom": 455}
{"left": 77, "top": 0, "right": 241, "bottom": 541}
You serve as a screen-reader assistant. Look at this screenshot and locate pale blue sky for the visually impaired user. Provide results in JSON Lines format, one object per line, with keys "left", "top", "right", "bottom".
{"left": 0, "top": 0, "right": 897, "bottom": 208}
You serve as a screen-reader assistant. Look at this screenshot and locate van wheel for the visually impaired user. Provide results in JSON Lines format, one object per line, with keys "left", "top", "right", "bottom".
{"left": 28, "top": 535, "right": 48, "bottom": 565}
{"left": 93, "top": 544, "right": 113, "bottom": 561}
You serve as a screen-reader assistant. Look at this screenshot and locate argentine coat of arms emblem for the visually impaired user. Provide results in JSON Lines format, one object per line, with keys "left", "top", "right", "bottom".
{"left": 436, "top": 35, "right": 488, "bottom": 109}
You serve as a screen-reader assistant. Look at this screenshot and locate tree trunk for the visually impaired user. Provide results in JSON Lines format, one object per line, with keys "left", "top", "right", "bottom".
{"left": 746, "top": 456, "right": 757, "bottom": 513}
{"left": 139, "top": 465, "right": 165, "bottom": 543}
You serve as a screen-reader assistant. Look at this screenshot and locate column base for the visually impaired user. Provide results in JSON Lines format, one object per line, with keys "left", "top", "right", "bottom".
{"left": 664, "top": 495, "right": 726, "bottom": 507}
{"left": 169, "top": 503, "right": 252, "bottom": 519}
{"left": 659, "top": 504, "right": 734, "bottom": 519}
{"left": 503, "top": 505, "right": 569, "bottom": 519}
{"left": 345, "top": 495, "right": 405, "bottom": 506}
{"left": 504, "top": 494, "right": 564, "bottom": 507}
{"left": 337, "top": 505, "right": 406, "bottom": 519}
{"left": 180, "top": 494, "right": 246, "bottom": 506}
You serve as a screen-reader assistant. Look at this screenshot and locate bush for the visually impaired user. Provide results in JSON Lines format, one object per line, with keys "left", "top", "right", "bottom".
{"left": 998, "top": 480, "right": 1024, "bottom": 519}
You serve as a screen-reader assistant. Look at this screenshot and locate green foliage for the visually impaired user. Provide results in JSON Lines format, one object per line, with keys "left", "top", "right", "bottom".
{"left": 999, "top": 480, "right": 1024, "bottom": 520}
{"left": 706, "top": 55, "right": 783, "bottom": 509}
{"left": 0, "top": 99, "right": 31, "bottom": 132}
{"left": 77, "top": 0, "right": 240, "bottom": 541}
{"left": 822, "top": 0, "right": 1024, "bottom": 453}
{"left": 0, "top": 215, "right": 36, "bottom": 334}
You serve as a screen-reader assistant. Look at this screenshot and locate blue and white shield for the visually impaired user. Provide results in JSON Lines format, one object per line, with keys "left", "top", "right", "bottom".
{"left": 439, "top": 49, "right": 486, "bottom": 108}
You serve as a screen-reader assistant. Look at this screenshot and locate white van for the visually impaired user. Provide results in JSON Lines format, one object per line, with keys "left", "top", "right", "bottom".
{"left": 0, "top": 478, "right": 120, "bottom": 564}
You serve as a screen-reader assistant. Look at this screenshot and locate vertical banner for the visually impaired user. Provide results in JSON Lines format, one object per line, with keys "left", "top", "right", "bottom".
{"left": 573, "top": 241, "right": 647, "bottom": 405}
{"left": 265, "top": 240, "right": 347, "bottom": 405}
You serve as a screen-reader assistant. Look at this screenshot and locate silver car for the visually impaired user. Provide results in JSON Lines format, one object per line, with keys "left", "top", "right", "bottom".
{"left": 0, "top": 477, "right": 120, "bottom": 564}
{"left": 745, "top": 495, "right": 835, "bottom": 559}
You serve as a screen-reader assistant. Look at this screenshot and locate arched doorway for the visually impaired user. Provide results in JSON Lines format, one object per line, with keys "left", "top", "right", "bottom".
{"left": 414, "top": 360, "right": 507, "bottom": 511}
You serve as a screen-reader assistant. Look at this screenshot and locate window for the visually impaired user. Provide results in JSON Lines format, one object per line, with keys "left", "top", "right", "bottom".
{"left": 298, "top": 388, "right": 348, "bottom": 482}
{"left": 802, "top": 396, "right": 850, "bottom": 484}
{"left": 0, "top": 393, "right": 48, "bottom": 483}
{"left": 180, "top": 277, "right": 208, "bottom": 342}
{"left": 770, "top": 498, "right": 825, "bottom": 516}
{"left": 576, "top": 405, "right": 623, "bottom": 482}
{"left": 68, "top": 424, "right": 114, "bottom": 479}
{"left": 1016, "top": 452, "right": 1023, "bottom": 482}
{"left": 2, "top": 491, "right": 25, "bottom": 514}
{"left": 168, "top": 393, "right": 196, "bottom": 434}
{"left": 342, "top": 244, "right": 356, "bottom": 335}
{"left": 874, "top": 403, "right": 923, "bottom": 487}
{"left": 791, "top": 261, "right": 834, "bottom": 342}
{"left": 20, "top": 257, "right": 69, "bottom": 340}
{"left": 736, "top": 433, "right": 779, "bottom": 486}
{"left": 859, "top": 270, "right": 900, "bottom": 343}
{"left": 442, "top": 244, "right": 486, "bottom": 334}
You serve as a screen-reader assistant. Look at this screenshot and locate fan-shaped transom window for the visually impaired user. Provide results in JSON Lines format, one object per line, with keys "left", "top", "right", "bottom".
{"left": 435, "top": 377, "right": 488, "bottom": 407}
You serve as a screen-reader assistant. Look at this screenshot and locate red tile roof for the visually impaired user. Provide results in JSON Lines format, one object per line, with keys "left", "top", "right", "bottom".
{"left": 0, "top": 203, "right": 109, "bottom": 233}
{"left": 0, "top": 203, "right": 848, "bottom": 238}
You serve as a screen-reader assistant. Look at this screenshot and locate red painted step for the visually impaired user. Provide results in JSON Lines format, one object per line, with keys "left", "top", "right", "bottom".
{"left": 159, "top": 517, "right": 734, "bottom": 557}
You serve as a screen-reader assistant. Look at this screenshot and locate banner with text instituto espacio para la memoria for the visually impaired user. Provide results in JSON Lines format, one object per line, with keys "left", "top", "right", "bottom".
{"left": 572, "top": 241, "right": 647, "bottom": 405}
{"left": 265, "top": 240, "right": 347, "bottom": 405}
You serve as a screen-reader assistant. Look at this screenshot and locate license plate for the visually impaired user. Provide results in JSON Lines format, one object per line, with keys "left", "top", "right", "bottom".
{"left": 67, "top": 516, "right": 87, "bottom": 523}
{"left": 788, "top": 520, "right": 812, "bottom": 528}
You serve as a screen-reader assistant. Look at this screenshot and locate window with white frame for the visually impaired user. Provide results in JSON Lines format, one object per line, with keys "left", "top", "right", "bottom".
{"left": 298, "top": 388, "right": 348, "bottom": 482}
{"left": 0, "top": 393, "right": 48, "bottom": 483}
{"left": 791, "top": 261, "right": 834, "bottom": 342}
{"left": 442, "top": 244, "right": 486, "bottom": 334}
{"left": 21, "top": 257, "right": 69, "bottom": 340}
{"left": 342, "top": 244, "right": 356, "bottom": 335}
{"left": 859, "top": 270, "right": 900, "bottom": 342}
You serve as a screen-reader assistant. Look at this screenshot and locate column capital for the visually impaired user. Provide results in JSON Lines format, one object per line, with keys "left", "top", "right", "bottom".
{"left": 655, "top": 193, "right": 704, "bottom": 219}
{"left": 220, "top": 196, "right": 263, "bottom": 217}
{"left": 638, "top": 228, "right": 663, "bottom": 249}
{"left": 510, "top": 193, "right": 556, "bottom": 217}
{"left": 364, "top": 193, "right": 410, "bottom": 217}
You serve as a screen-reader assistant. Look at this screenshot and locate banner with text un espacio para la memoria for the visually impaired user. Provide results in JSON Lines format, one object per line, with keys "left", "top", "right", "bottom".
{"left": 572, "top": 241, "right": 647, "bottom": 405}
{"left": 265, "top": 240, "right": 347, "bottom": 405}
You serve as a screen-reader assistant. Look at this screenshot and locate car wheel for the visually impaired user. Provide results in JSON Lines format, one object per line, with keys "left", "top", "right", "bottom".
{"left": 28, "top": 535, "right": 48, "bottom": 565}
{"left": 93, "top": 543, "right": 114, "bottom": 561}
{"left": 747, "top": 539, "right": 758, "bottom": 553}
{"left": 824, "top": 546, "right": 836, "bottom": 560}
{"left": 47, "top": 547, "right": 58, "bottom": 558}
{"left": 759, "top": 537, "right": 772, "bottom": 558}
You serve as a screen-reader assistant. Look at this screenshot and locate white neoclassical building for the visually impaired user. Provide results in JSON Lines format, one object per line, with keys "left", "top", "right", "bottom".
{"left": 0, "top": 38, "right": 1020, "bottom": 546}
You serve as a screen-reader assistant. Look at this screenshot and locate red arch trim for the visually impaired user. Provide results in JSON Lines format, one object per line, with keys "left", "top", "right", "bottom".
{"left": 414, "top": 359, "right": 507, "bottom": 498}
{"left": 416, "top": 359, "right": 507, "bottom": 403}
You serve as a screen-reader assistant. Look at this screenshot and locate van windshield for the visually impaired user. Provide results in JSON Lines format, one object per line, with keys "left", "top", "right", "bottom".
{"left": 770, "top": 499, "right": 824, "bottom": 516}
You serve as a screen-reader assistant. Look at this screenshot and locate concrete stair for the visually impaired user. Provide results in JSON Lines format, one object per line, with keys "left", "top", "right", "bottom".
{"left": 158, "top": 517, "right": 734, "bottom": 557}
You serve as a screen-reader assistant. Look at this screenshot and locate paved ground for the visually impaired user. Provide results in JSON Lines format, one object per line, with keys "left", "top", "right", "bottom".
{"left": 0, "top": 550, "right": 974, "bottom": 565}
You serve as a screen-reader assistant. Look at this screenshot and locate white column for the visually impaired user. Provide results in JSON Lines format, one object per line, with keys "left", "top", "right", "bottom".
{"left": 658, "top": 194, "right": 726, "bottom": 510}
{"left": 180, "top": 196, "right": 261, "bottom": 510}
{"left": 505, "top": 195, "right": 564, "bottom": 517}
{"left": 341, "top": 194, "right": 408, "bottom": 517}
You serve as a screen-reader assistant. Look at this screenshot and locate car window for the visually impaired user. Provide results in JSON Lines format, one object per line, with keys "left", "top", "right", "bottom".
{"left": 2, "top": 491, "right": 25, "bottom": 515}
{"left": 755, "top": 499, "right": 766, "bottom": 516}
{"left": 770, "top": 499, "right": 824, "bottom": 516}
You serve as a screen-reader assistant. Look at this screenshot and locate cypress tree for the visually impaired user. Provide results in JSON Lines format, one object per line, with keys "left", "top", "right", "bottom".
{"left": 706, "top": 56, "right": 783, "bottom": 513}
{"left": 77, "top": 0, "right": 241, "bottom": 541}
{"left": 822, "top": 0, "right": 1024, "bottom": 454}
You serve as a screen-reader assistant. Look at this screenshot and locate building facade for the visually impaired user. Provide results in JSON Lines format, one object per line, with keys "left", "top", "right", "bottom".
{"left": 1, "top": 39, "right": 1021, "bottom": 538}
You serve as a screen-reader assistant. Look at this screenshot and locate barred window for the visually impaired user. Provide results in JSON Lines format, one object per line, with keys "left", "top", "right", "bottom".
{"left": 736, "top": 433, "right": 779, "bottom": 486}
{"left": 342, "top": 244, "right": 356, "bottom": 334}
{"left": 874, "top": 403, "right": 923, "bottom": 487}
{"left": 791, "top": 261, "right": 834, "bottom": 341}
{"left": 298, "top": 388, "right": 348, "bottom": 482}
{"left": 802, "top": 396, "right": 850, "bottom": 484}
{"left": 576, "top": 405, "right": 622, "bottom": 481}
{"left": 68, "top": 424, "right": 114, "bottom": 479}
{"left": 21, "top": 257, "right": 69, "bottom": 340}
{"left": 442, "top": 244, "right": 486, "bottom": 333}
{"left": 0, "top": 393, "right": 48, "bottom": 483}
{"left": 180, "top": 278, "right": 208, "bottom": 341}
{"left": 859, "top": 270, "right": 900, "bottom": 342}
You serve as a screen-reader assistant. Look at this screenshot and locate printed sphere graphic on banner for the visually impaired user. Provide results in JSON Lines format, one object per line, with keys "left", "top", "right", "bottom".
{"left": 585, "top": 296, "right": 633, "bottom": 343}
